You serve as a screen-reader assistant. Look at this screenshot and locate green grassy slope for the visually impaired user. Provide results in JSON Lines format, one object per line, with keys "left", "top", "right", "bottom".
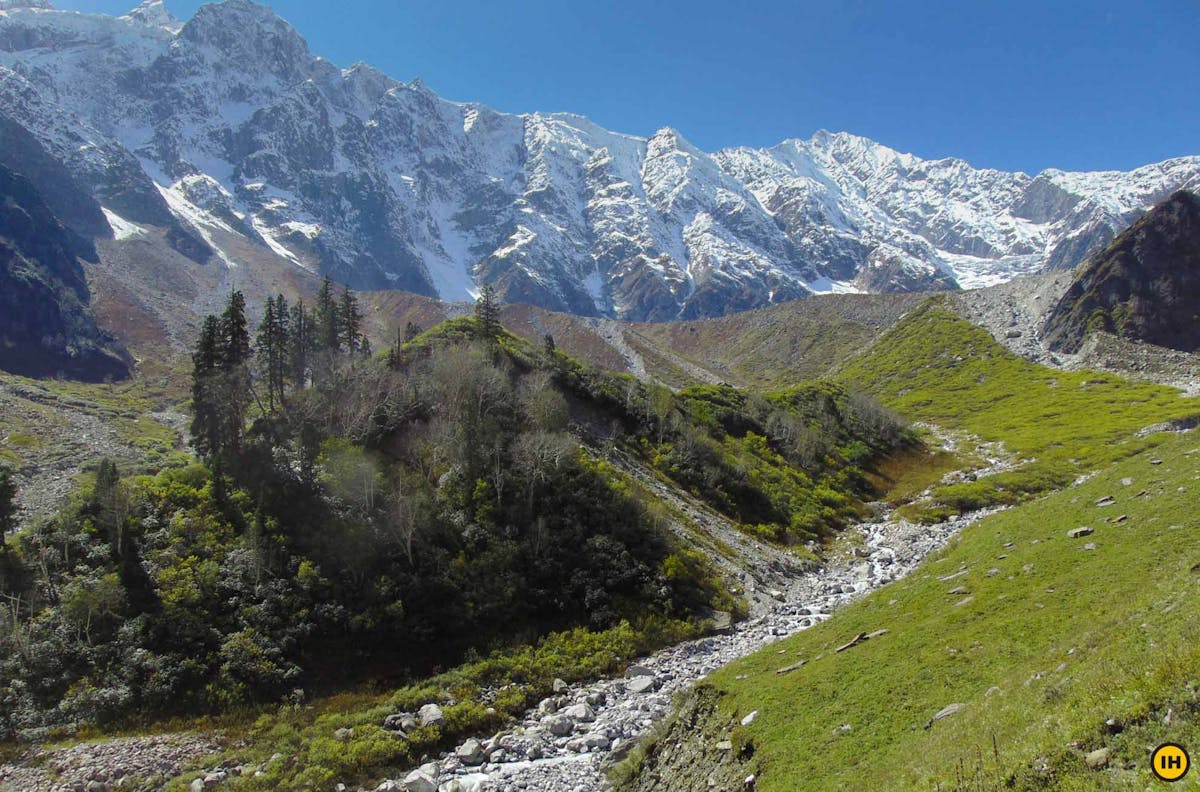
{"left": 838, "top": 299, "right": 1200, "bottom": 520}
{"left": 682, "top": 430, "right": 1200, "bottom": 791}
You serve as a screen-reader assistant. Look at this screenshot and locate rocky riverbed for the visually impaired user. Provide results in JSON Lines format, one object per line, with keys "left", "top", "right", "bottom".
{"left": 384, "top": 508, "right": 1006, "bottom": 791}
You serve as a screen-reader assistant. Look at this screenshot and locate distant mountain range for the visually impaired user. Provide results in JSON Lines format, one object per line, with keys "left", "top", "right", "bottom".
{"left": 0, "top": 0, "right": 1197, "bottom": 320}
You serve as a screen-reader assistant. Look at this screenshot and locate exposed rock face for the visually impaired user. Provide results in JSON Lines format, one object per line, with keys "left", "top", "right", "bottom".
{"left": 0, "top": 3, "right": 1196, "bottom": 320}
{"left": 0, "top": 164, "right": 129, "bottom": 380}
{"left": 1044, "top": 190, "right": 1200, "bottom": 353}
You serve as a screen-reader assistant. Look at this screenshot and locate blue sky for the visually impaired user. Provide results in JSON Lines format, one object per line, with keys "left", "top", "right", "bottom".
{"left": 58, "top": 0, "right": 1199, "bottom": 173}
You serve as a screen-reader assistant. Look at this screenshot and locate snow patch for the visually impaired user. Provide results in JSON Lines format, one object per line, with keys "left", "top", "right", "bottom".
{"left": 101, "top": 207, "right": 146, "bottom": 240}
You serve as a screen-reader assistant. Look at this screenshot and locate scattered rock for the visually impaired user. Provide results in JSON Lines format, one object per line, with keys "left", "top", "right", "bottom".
{"left": 1095, "top": 496, "right": 1115, "bottom": 506}
{"left": 1083, "top": 542, "right": 1098, "bottom": 551}
{"left": 741, "top": 711, "right": 759, "bottom": 726}
{"left": 400, "top": 769, "right": 437, "bottom": 792}
{"left": 776, "top": 661, "right": 806, "bottom": 675}
{"left": 562, "top": 703, "right": 595, "bottom": 722}
{"left": 626, "top": 676, "right": 657, "bottom": 694}
{"left": 626, "top": 664, "right": 653, "bottom": 678}
{"left": 924, "top": 703, "right": 966, "bottom": 729}
{"left": 1067, "top": 526, "right": 1094, "bottom": 538}
{"left": 552, "top": 678, "right": 569, "bottom": 693}
{"left": 455, "top": 738, "right": 486, "bottom": 766}
{"left": 1085, "top": 747, "right": 1111, "bottom": 769}
{"left": 709, "top": 610, "right": 734, "bottom": 634}
{"left": 418, "top": 703, "right": 445, "bottom": 727}
{"left": 542, "top": 715, "right": 573, "bottom": 736}
{"left": 1120, "top": 477, "right": 1133, "bottom": 486}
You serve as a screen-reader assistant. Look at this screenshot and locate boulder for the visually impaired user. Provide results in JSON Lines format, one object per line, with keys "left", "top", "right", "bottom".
{"left": 552, "top": 678, "right": 570, "bottom": 693}
{"left": 543, "top": 715, "right": 573, "bottom": 736}
{"left": 583, "top": 734, "right": 610, "bottom": 750}
{"left": 400, "top": 770, "right": 436, "bottom": 792}
{"left": 710, "top": 611, "right": 734, "bottom": 635}
{"left": 455, "top": 738, "right": 486, "bottom": 766}
{"left": 1067, "top": 527, "right": 1095, "bottom": 538}
{"left": 626, "top": 664, "right": 653, "bottom": 678}
{"left": 626, "top": 676, "right": 656, "bottom": 694}
{"left": 418, "top": 703, "right": 445, "bottom": 727}
{"left": 563, "top": 703, "right": 596, "bottom": 722}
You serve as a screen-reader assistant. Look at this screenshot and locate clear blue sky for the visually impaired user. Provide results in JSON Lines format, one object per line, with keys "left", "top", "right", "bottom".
{"left": 57, "top": 0, "right": 1199, "bottom": 173}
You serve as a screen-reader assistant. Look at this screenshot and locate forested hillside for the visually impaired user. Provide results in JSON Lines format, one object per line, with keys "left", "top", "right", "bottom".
{"left": 0, "top": 284, "right": 910, "bottom": 789}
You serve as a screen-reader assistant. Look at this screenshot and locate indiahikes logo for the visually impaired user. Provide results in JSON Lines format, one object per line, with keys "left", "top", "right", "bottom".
{"left": 1151, "top": 743, "right": 1190, "bottom": 783}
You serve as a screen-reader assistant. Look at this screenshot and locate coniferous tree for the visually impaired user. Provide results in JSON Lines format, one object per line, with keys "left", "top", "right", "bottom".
{"left": 315, "top": 276, "right": 339, "bottom": 352}
{"left": 190, "top": 314, "right": 225, "bottom": 462}
{"left": 221, "top": 290, "right": 251, "bottom": 370}
{"left": 289, "top": 299, "right": 313, "bottom": 388}
{"left": 191, "top": 292, "right": 252, "bottom": 466}
{"left": 543, "top": 334, "right": 556, "bottom": 355}
{"left": 219, "top": 291, "right": 252, "bottom": 455}
{"left": 474, "top": 284, "right": 501, "bottom": 338}
{"left": 256, "top": 295, "right": 290, "bottom": 411}
{"left": 339, "top": 286, "right": 363, "bottom": 354}
{"left": 403, "top": 321, "right": 422, "bottom": 342}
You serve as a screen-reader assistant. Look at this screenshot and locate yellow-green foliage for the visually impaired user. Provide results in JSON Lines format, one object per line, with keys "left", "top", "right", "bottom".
{"left": 838, "top": 300, "right": 1200, "bottom": 518}
{"left": 670, "top": 432, "right": 1200, "bottom": 790}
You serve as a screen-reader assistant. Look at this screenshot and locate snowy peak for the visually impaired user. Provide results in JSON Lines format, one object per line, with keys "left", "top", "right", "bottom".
{"left": 122, "top": 0, "right": 181, "bottom": 33}
{"left": 0, "top": 1, "right": 54, "bottom": 10}
{"left": 179, "top": 0, "right": 310, "bottom": 83}
{"left": 0, "top": 1, "right": 1196, "bottom": 320}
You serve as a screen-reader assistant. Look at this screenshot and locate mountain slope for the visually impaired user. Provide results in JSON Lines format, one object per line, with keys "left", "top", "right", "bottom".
{"left": 0, "top": 163, "right": 129, "bottom": 380}
{"left": 0, "top": 1, "right": 1196, "bottom": 320}
{"left": 618, "top": 299, "right": 1200, "bottom": 791}
{"left": 1043, "top": 189, "right": 1200, "bottom": 353}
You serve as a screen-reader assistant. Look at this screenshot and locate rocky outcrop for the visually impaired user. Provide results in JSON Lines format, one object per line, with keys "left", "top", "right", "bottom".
{"left": 1044, "top": 190, "right": 1200, "bottom": 353}
{"left": 0, "top": 164, "right": 129, "bottom": 380}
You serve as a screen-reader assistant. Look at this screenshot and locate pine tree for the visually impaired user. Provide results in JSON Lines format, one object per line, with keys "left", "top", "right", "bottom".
{"left": 543, "top": 333, "right": 556, "bottom": 355}
{"left": 339, "top": 286, "right": 363, "bottom": 354}
{"left": 256, "top": 295, "right": 290, "bottom": 411}
{"left": 191, "top": 292, "right": 252, "bottom": 465}
{"left": 315, "top": 276, "right": 339, "bottom": 352}
{"left": 474, "top": 284, "right": 501, "bottom": 338}
{"left": 289, "top": 299, "right": 313, "bottom": 388}
{"left": 220, "top": 290, "right": 251, "bottom": 369}
{"left": 219, "top": 291, "right": 252, "bottom": 455}
{"left": 190, "top": 314, "right": 224, "bottom": 462}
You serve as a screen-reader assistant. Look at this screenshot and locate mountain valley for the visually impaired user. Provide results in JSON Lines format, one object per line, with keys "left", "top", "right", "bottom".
{"left": 0, "top": 3, "right": 1198, "bottom": 792}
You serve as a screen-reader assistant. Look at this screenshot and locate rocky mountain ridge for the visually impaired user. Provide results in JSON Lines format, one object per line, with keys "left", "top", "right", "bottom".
{"left": 0, "top": 162, "right": 129, "bottom": 380}
{"left": 1043, "top": 189, "right": 1200, "bottom": 353}
{"left": 0, "top": 0, "right": 1197, "bottom": 321}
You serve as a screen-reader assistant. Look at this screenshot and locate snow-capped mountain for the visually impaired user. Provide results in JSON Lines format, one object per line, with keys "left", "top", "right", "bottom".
{"left": 1, "top": 0, "right": 1197, "bottom": 320}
